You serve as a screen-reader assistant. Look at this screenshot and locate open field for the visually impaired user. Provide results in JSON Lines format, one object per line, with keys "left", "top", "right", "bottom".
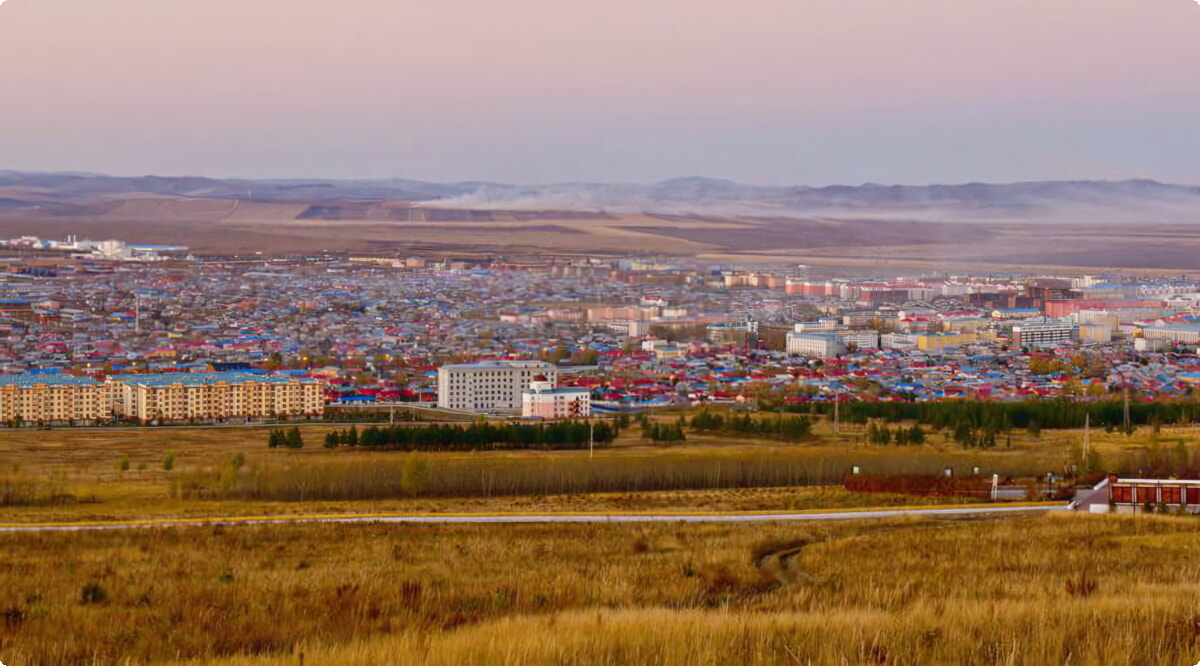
{"left": 2, "top": 514, "right": 1200, "bottom": 664}
{"left": 0, "top": 419, "right": 1187, "bottom": 523}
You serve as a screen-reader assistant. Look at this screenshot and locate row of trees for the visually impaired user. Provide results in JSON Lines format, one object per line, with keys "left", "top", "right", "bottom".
{"left": 318, "top": 420, "right": 617, "bottom": 452}
{"left": 797, "top": 399, "right": 1200, "bottom": 432}
{"left": 866, "top": 422, "right": 926, "bottom": 446}
{"left": 689, "top": 411, "right": 814, "bottom": 441}
{"left": 643, "top": 421, "right": 687, "bottom": 442}
{"left": 267, "top": 427, "right": 304, "bottom": 449}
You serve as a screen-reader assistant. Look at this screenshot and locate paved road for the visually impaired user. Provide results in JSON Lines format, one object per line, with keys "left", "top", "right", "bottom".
{"left": 0, "top": 503, "right": 1069, "bottom": 533}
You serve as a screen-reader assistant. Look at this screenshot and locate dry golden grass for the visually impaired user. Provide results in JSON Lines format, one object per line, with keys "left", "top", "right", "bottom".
{"left": 0, "top": 423, "right": 1085, "bottom": 522}
{"left": 2, "top": 514, "right": 1200, "bottom": 665}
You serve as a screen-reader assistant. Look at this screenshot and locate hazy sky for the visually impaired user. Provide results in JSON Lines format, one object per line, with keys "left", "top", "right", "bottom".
{"left": 1, "top": 0, "right": 1199, "bottom": 185}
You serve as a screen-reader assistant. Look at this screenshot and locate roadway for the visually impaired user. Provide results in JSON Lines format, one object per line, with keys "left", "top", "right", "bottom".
{"left": 0, "top": 503, "right": 1070, "bottom": 533}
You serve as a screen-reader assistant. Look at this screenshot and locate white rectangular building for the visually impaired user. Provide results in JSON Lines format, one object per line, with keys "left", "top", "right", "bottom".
{"left": 786, "top": 332, "right": 845, "bottom": 358}
{"left": 437, "top": 360, "right": 559, "bottom": 413}
{"left": 1012, "top": 320, "right": 1075, "bottom": 348}
{"left": 1142, "top": 323, "right": 1200, "bottom": 345}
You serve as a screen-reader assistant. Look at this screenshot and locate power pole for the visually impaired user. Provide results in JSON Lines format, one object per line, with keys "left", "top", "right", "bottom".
{"left": 1083, "top": 411, "right": 1090, "bottom": 460}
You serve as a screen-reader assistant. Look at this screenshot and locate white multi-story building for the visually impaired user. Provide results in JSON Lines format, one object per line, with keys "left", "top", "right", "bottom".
{"left": 1011, "top": 320, "right": 1076, "bottom": 348}
{"left": 522, "top": 377, "right": 590, "bottom": 419}
{"left": 880, "top": 333, "right": 920, "bottom": 350}
{"left": 793, "top": 318, "right": 839, "bottom": 333}
{"left": 437, "top": 360, "right": 558, "bottom": 413}
{"left": 1142, "top": 323, "right": 1200, "bottom": 345}
{"left": 836, "top": 330, "right": 880, "bottom": 351}
{"left": 785, "top": 332, "right": 845, "bottom": 358}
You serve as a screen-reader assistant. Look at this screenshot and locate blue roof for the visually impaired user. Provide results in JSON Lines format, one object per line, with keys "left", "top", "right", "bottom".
{"left": 110, "top": 372, "right": 319, "bottom": 387}
{"left": 0, "top": 374, "right": 99, "bottom": 386}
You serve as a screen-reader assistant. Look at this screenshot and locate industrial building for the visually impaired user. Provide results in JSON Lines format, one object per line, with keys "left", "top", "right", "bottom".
{"left": 1104, "top": 474, "right": 1200, "bottom": 514}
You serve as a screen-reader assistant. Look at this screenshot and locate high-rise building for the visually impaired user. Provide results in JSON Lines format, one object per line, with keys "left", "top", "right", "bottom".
{"left": 437, "top": 360, "right": 559, "bottom": 413}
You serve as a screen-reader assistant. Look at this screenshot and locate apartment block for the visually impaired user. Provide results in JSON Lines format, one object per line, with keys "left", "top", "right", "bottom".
{"left": 110, "top": 373, "right": 325, "bottom": 423}
{"left": 0, "top": 374, "right": 111, "bottom": 425}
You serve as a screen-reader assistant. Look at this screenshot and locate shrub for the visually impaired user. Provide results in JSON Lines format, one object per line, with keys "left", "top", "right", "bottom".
{"left": 400, "top": 456, "right": 430, "bottom": 496}
{"left": 80, "top": 581, "right": 107, "bottom": 605}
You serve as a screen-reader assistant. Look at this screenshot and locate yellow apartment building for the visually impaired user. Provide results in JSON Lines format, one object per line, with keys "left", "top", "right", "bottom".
{"left": 0, "top": 374, "right": 111, "bottom": 425}
{"left": 110, "top": 373, "right": 325, "bottom": 423}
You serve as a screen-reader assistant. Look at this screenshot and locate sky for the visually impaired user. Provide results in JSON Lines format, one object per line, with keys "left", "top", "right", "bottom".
{"left": 1, "top": 0, "right": 1199, "bottom": 186}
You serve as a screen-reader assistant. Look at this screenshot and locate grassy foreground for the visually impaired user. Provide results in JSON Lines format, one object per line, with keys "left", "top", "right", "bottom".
{"left": 2, "top": 513, "right": 1200, "bottom": 665}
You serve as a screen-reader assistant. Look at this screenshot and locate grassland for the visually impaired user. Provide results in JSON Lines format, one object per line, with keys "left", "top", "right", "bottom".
{"left": 2, "top": 514, "right": 1200, "bottom": 664}
{"left": 0, "top": 420, "right": 1123, "bottom": 523}
{"left": 1, "top": 419, "right": 1191, "bottom": 523}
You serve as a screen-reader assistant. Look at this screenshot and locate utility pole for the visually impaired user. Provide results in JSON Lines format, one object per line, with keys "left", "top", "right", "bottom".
{"left": 1083, "top": 411, "right": 1090, "bottom": 460}
{"left": 589, "top": 420, "right": 595, "bottom": 460}
{"left": 834, "top": 392, "right": 840, "bottom": 436}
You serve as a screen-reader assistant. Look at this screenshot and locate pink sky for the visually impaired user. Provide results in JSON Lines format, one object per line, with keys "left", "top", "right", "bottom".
{"left": 1, "top": 0, "right": 1198, "bottom": 184}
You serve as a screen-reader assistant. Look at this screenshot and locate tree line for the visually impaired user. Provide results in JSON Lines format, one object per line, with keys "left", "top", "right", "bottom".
{"left": 267, "top": 427, "right": 304, "bottom": 449}
{"left": 865, "top": 422, "right": 926, "bottom": 446}
{"left": 317, "top": 420, "right": 617, "bottom": 452}
{"left": 689, "top": 410, "right": 814, "bottom": 441}
{"left": 796, "top": 400, "right": 1200, "bottom": 431}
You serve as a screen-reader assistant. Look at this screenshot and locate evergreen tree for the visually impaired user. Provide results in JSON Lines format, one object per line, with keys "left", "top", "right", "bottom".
{"left": 908, "top": 424, "right": 925, "bottom": 445}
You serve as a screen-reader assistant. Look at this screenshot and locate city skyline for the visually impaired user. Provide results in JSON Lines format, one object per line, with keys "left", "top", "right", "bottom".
{"left": 1, "top": 0, "right": 1199, "bottom": 185}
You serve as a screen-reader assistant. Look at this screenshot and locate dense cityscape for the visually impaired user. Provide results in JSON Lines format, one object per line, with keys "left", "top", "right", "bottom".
{"left": 3, "top": 239, "right": 1200, "bottom": 426}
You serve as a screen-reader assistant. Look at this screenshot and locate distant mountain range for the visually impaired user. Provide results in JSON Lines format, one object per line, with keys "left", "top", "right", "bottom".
{"left": 2, "top": 171, "right": 1199, "bottom": 222}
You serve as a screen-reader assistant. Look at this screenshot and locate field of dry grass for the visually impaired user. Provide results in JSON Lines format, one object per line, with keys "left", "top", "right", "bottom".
{"left": 2, "top": 514, "right": 1200, "bottom": 665}
{"left": 0, "top": 422, "right": 1099, "bottom": 522}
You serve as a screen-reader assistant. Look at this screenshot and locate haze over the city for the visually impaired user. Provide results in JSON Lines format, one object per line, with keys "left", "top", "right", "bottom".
{"left": 2, "top": 0, "right": 1199, "bottom": 185}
